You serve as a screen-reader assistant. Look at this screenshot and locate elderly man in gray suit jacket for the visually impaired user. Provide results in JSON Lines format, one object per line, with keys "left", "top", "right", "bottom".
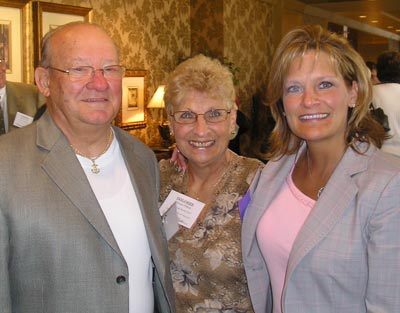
{"left": 0, "top": 22, "right": 175, "bottom": 313}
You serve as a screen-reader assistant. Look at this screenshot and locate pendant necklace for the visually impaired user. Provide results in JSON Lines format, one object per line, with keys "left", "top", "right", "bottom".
{"left": 71, "top": 128, "right": 114, "bottom": 174}
{"left": 185, "top": 159, "right": 232, "bottom": 202}
{"left": 306, "top": 148, "right": 325, "bottom": 199}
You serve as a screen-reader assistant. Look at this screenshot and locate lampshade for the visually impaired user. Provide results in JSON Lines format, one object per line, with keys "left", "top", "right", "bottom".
{"left": 147, "top": 85, "right": 165, "bottom": 109}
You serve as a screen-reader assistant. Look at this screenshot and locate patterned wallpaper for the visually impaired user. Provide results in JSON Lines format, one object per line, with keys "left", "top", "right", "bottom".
{"left": 190, "top": 0, "right": 224, "bottom": 60}
{"left": 30, "top": 0, "right": 276, "bottom": 150}
{"left": 224, "top": 0, "right": 274, "bottom": 117}
{"left": 186, "top": 0, "right": 275, "bottom": 118}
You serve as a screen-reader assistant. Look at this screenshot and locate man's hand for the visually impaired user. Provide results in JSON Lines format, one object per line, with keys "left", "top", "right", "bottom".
{"left": 169, "top": 146, "right": 187, "bottom": 173}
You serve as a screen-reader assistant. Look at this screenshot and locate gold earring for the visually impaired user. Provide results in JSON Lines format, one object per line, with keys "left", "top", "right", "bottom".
{"left": 230, "top": 124, "right": 239, "bottom": 140}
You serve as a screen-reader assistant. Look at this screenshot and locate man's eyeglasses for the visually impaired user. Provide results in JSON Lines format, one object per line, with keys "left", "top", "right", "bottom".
{"left": 47, "top": 65, "right": 126, "bottom": 82}
{"left": 170, "top": 109, "right": 231, "bottom": 124}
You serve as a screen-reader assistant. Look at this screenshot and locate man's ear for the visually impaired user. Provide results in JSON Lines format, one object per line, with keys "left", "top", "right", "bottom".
{"left": 35, "top": 67, "right": 50, "bottom": 97}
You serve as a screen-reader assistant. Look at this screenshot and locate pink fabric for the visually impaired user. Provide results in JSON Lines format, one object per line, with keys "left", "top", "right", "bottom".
{"left": 256, "top": 172, "right": 313, "bottom": 313}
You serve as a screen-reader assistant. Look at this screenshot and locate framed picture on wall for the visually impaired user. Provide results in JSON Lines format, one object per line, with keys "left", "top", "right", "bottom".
{"left": 32, "top": 1, "right": 92, "bottom": 68}
{"left": 127, "top": 87, "right": 139, "bottom": 109}
{"left": 115, "top": 70, "right": 147, "bottom": 130}
{"left": 0, "top": 0, "right": 29, "bottom": 82}
{"left": 0, "top": 20, "right": 11, "bottom": 71}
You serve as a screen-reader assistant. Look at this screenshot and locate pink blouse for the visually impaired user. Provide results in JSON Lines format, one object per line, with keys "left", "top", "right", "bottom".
{"left": 256, "top": 171, "right": 314, "bottom": 313}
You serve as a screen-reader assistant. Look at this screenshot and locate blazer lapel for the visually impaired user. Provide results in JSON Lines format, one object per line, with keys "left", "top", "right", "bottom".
{"left": 242, "top": 153, "right": 296, "bottom": 258}
{"left": 115, "top": 130, "right": 165, "bottom": 257}
{"left": 37, "top": 113, "right": 122, "bottom": 257}
{"left": 115, "top": 129, "right": 156, "bottom": 226}
{"left": 286, "top": 146, "right": 369, "bottom": 280}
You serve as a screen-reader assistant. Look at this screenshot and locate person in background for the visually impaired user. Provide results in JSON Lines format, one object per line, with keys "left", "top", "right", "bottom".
{"left": 372, "top": 50, "right": 400, "bottom": 158}
{"left": 159, "top": 54, "right": 264, "bottom": 312}
{"left": 365, "top": 60, "right": 380, "bottom": 85}
{"left": 0, "top": 58, "right": 45, "bottom": 134}
{"left": 0, "top": 22, "right": 174, "bottom": 313}
{"left": 228, "top": 109, "right": 251, "bottom": 155}
{"left": 249, "top": 92, "right": 276, "bottom": 163}
{"left": 242, "top": 24, "right": 400, "bottom": 313}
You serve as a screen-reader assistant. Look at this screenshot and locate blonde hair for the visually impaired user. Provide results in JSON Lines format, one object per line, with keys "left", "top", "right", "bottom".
{"left": 266, "top": 24, "right": 386, "bottom": 159}
{"left": 164, "top": 54, "right": 237, "bottom": 114}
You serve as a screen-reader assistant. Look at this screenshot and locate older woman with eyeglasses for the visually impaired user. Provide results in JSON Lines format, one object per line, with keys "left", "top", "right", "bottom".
{"left": 159, "top": 54, "right": 264, "bottom": 312}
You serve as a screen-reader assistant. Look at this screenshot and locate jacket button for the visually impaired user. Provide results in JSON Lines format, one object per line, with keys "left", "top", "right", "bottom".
{"left": 116, "top": 275, "right": 126, "bottom": 284}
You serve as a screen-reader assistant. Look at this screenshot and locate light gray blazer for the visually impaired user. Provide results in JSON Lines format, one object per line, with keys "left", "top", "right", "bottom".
{"left": 5, "top": 81, "right": 45, "bottom": 131}
{"left": 242, "top": 143, "right": 400, "bottom": 313}
{"left": 0, "top": 112, "right": 175, "bottom": 313}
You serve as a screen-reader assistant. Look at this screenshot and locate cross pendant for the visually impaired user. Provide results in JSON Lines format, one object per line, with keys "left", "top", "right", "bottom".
{"left": 91, "top": 161, "right": 100, "bottom": 174}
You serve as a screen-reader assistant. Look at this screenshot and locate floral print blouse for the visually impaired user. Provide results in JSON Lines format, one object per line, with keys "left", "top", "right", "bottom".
{"left": 159, "top": 152, "right": 264, "bottom": 312}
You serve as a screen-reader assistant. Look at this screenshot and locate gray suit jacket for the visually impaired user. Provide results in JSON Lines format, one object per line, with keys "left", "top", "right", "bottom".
{"left": 5, "top": 81, "right": 45, "bottom": 131}
{"left": 0, "top": 112, "right": 175, "bottom": 313}
{"left": 242, "top": 143, "right": 400, "bottom": 313}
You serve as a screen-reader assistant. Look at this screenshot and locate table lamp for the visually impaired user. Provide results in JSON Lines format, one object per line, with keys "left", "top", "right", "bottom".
{"left": 147, "top": 85, "right": 172, "bottom": 147}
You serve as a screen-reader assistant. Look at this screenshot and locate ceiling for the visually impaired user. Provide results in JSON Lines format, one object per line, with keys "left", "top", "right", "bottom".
{"left": 297, "top": 0, "right": 400, "bottom": 36}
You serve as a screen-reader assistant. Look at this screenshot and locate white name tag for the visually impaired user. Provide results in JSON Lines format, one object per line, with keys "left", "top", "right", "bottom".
{"left": 159, "top": 190, "right": 205, "bottom": 230}
{"left": 13, "top": 112, "right": 34, "bottom": 128}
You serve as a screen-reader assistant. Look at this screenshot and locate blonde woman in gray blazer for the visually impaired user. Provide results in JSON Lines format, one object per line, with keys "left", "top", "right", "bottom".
{"left": 242, "top": 25, "right": 400, "bottom": 313}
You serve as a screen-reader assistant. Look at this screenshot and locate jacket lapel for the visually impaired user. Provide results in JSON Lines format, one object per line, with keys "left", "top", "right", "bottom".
{"left": 117, "top": 130, "right": 175, "bottom": 309}
{"left": 115, "top": 129, "right": 157, "bottom": 231}
{"left": 242, "top": 152, "right": 296, "bottom": 258}
{"left": 37, "top": 113, "right": 122, "bottom": 257}
{"left": 115, "top": 129, "right": 166, "bottom": 256}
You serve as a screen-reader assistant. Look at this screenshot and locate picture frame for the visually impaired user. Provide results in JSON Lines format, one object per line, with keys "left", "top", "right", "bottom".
{"left": 115, "top": 70, "right": 147, "bottom": 130}
{"left": 32, "top": 1, "right": 92, "bottom": 69}
{"left": 0, "top": 0, "right": 29, "bottom": 82}
{"left": 0, "top": 20, "right": 11, "bottom": 71}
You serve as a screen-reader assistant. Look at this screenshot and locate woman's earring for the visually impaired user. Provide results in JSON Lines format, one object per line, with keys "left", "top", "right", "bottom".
{"left": 350, "top": 103, "right": 356, "bottom": 108}
{"left": 230, "top": 124, "right": 239, "bottom": 140}
{"left": 282, "top": 111, "right": 286, "bottom": 117}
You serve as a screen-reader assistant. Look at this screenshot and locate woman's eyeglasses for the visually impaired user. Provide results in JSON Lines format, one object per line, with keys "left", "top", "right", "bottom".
{"left": 170, "top": 109, "right": 231, "bottom": 124}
